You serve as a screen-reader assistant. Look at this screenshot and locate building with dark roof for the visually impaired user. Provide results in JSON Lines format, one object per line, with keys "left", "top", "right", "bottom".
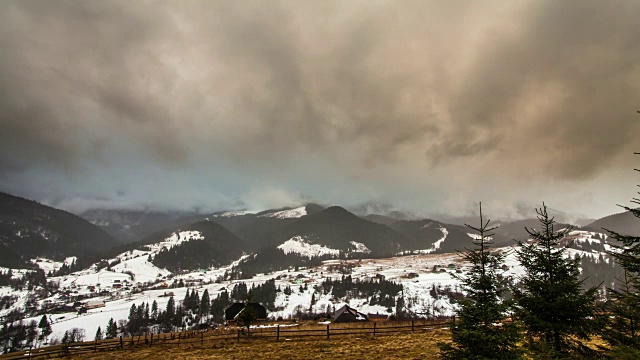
{"left": 224, "top": 302, "right": 267, "bottom": 322}
{"left": 332, "top": 305, "right": 368, "bottom": 323}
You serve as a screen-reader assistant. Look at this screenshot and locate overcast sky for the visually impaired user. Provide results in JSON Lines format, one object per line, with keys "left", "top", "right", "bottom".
{"left": 1, "top": 0, "right": 639, "bottom": 219}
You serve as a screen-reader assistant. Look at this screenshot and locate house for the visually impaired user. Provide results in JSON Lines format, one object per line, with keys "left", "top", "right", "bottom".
{"left": 224, "top": 303, "right": 267, "bottom": 322}
{"left": 332, "top": 305, "right": 368, "bottom": 323}
{"left": 85, "top": 300, "right": 106, "bottom": 310}
{"left": 368, "top": 313, "right": 389, "bottom": 322}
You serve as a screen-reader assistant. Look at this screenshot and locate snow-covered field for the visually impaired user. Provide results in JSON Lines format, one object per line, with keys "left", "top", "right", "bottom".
{"left": 0, "top": 229, "right": 616, "bottom": 345}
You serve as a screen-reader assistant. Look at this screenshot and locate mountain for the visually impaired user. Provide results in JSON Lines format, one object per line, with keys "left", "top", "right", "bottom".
{"left": 362, "top": 214, "right": 398, "bottom": 226}
{"left": 494, "top": 218, "right": 574, "bottom": 242}
{"left": 206, "top": 204, "right": 325, "bottom": 251}
{"left": 584, "top": 209, "right": 640, "bottom": 237}
{"left": 389, "top": 219, "right": 513, "bottom": 254}
{"left": 0, "top": 192, "right": 119, "bottom": 267}
{"left": 148, "top": 220, "right": 248, "bottom": 272}
{"left": 231, "top": 206, "right": 413, "bottom": 277}
{"left": 80, "top": 209, "right": 201, "bottom": 243}
{"left": 266, "top": 206, "right": 411, "bottom": 255}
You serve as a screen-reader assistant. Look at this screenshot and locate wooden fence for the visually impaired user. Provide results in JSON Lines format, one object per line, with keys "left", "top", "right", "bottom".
{"left": 0, "top": 319, "right": 451, "bottom": 359}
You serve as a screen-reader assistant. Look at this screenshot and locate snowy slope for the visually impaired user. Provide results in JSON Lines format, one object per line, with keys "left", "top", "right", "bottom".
{"left": 277, "top": 236, "right": 340, "bottom": 258}
{"left": 259, "top": 206, "right": 307, "bottom": 219}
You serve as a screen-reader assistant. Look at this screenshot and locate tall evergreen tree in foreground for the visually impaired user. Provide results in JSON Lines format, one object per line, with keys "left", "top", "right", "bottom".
{"left": 439, "top": 203, "right": 521, "bottom": 360}
{"left": 513, "top": 203, "right": 599, "bottom": 357}
{"left": 603, "top": 152, "right": 640, "bottom": 357}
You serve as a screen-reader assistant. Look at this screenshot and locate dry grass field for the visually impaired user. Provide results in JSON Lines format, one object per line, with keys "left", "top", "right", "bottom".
{"left": 80, "top": 329, "right": 451, "bottom": 360}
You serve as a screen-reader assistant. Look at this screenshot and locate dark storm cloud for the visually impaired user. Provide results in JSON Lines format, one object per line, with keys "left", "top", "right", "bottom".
{"left": 1, "top": 0, "right": 639, "bottom": 215}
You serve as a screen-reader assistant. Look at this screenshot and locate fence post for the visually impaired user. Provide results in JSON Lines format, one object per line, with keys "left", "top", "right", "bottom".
{"left": 326, "top": 324, "right": 330, "bottom": 340}
{"left": 178, "top": 333, "right": 181, "bottom": 348}
{"left": 150, "top": 333, "right": 153, "bottom": 347}
{"left": 94, "top": 339, "right": 97, "bottom": 352}
{"left": 373, "top": 322, "right": 376, "bottom": 337}
{"left": 452, "top": 315, "right": 456, "bottom": 325}
{"left": 119, "top": 336, "right": 123, "bottom": 349}
{"left": 277, "top": 325, "right": 280, "bottom": 342}
{"left": 411, "top": 320, "right": 414, "bottom": 333}
{"left": 28, "top": 345, "right": 32, "bottom": 359}
{"left": 237, "top": 329, "right": 240, "bottom": 342}
{"left": 201, "top": 332, "right": 204, "bottom": 346}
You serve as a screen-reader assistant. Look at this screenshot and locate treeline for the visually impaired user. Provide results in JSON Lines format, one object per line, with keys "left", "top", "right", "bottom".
{"left": 0, "top": 269, "right": 47, "bottom": 291}
{"left": 48, "top": 259, "right": 81, "bottom": 277}
{"left": 151, "top": 240, "right": 224, "bottom": 272}
{"left": 228, "top": 247, "right": 328, "bottom": 279}
{"left": 320, "top": 275, "right": 402, "bottom": 309}
{"left": 0, "top": 315, "right": 52, "bottom": 353}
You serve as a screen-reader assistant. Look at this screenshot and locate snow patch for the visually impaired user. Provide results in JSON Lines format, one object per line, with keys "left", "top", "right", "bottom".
{"left": 145, "top": 231, "right": 203, "bottom": 253}
{"left": 259, "top": 206, "right": 307, "bottom": 219}
{"left": 213, "top": 211, "right": 255, "bottom": 217}
{"left": 277, "top": 236, "right": 340, "bottom": 258}
{"left": 350, "top": 241, "right": 371, "bottom": 254}
{"left": 398, "top": 227, "right": 448, "bottom": 255}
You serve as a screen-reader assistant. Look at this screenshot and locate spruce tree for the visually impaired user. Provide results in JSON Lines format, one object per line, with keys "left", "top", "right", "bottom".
{"left": 151, "top": 300, "right": 158, "bottom": 322}
{"left": 105, "top": 318, "right": 118, "bottom": 339}
{"left": 513, "top": 203, "right": 599, "bottom": 356}
{"left": 200, "top": 289, "right": 210, "bottom": 316}
{"left": 94, "top": 326, "right": 103, "bottom": 341}
{"left": 38, "top": 315, "right": 51, "bottom": 340}
{"left": 439, "top": 203, "right": 521, "bottom": 360}
{"left": 603, "top": 153, "right": 640, "bottom": 356}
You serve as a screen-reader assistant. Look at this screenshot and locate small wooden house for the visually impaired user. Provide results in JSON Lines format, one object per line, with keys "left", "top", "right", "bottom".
{"left": 224, "top": 303, "right": 267, "bottom": 322}
{"left": 332, "top": 305, "right": 368, "bottom": 323}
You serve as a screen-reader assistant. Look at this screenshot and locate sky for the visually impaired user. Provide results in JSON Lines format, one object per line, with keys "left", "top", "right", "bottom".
{"left": 1, "top": 0, "right": 639, "bottom": 220}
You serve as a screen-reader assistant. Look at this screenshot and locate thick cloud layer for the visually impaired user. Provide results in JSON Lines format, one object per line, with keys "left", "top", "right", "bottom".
{"left": 1, "top": 1, "right": 639, "bottom": 218}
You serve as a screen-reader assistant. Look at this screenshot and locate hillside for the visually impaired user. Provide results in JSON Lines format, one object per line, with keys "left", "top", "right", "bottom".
{"left": 584, "top": 209, "right": 640, "bottom": 236}
{"left": 149, "top": 220, "right": 248, "bottom": 271}
{"left": 390, "top": 219, "right": 512, "bottom": 254}
{"left": 493, "top": 218, "right": 573, "bottom": 241}
{"left": 0, "top": 192, "right": 119, "bottom": 267}
{"left": 267, "top": 206, "right": 410, "bottom": 255}
{"left": 209, "top": 204, "right": 326, "bottom": 251}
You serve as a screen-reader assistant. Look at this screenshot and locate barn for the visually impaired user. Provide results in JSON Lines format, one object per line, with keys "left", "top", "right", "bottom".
{"left": 224, "top": 303, "right": 267, "bottom": 322}
{"left": 332, "top": 305, "right": 369, "bottom": 323}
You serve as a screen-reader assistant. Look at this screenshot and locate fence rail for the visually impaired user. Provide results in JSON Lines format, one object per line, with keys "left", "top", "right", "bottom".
{"left": 0, "top": 319, "right": 451, "bottom": 359}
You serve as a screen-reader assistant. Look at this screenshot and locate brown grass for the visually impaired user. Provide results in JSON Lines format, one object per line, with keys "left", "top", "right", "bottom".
{"left": 79, "top": 329, "right": 451, "bottom": 360}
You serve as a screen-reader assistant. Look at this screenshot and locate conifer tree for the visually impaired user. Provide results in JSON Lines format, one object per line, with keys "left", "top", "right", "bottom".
{"left": 165, "top": 296, "right": 176, "bottom": 330}
{"left": 38, "top": 315, "right": 51, "bottom": 340}
{"left": 95, "top": 326, "right": 103, "bottom": 341}
{"left": 439, "top": 203, "right": 521, "bottom": 360}
{"left": 238, "top": 292, "right": 258, "bottom": 334}
{"left": 105, "top": 318, "right": 117, "bottom": 339}
{"left": 513, "top": 203, "right": 599, "bottom": 356}
{"left": 200, "top": 289, "right": 210, "bottom": 316}
{"left": 183, "top": 289, "right": 190, "bottom": 309}
{"left": 603, "top": 153, "right": 640, "bottom": 356}
{"left": 151, "top": 300, "right": 158, "bottom": 322}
